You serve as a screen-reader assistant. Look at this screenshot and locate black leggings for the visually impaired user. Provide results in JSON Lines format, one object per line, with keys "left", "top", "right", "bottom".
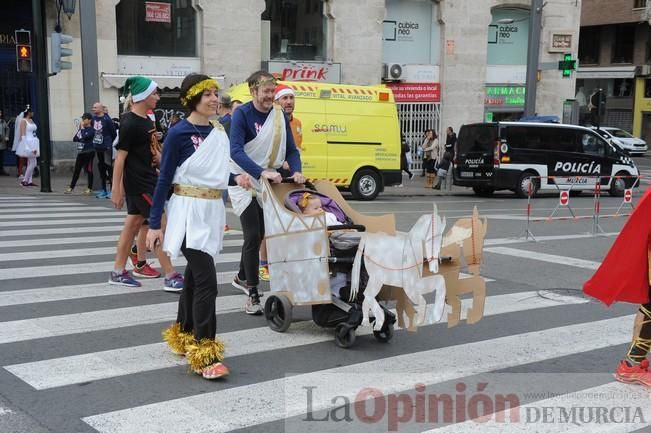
{"left": 96, "top": 150, "right": 112, "bottom": 190}
{"left": 69, "top": 152, "right": 94, "bottom": 189}
{"left": 177, "top": 240, "right": 218, "bottom": 341}
{"left": 237, "top": 200, "right": 265, "bottom": 288}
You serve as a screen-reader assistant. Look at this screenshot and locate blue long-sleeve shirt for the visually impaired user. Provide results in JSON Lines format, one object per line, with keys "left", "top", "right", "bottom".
{"left": 73, "top": 126, "right": 94, "bottom": 153}
{"left": 92, "top": 114, "right": 117, "bottom": 150}
{"left": 229, "top": 102, "right": 301, "bottom": 179}
{"left": 149, "top": 120, "right": 236, "bottom": 230}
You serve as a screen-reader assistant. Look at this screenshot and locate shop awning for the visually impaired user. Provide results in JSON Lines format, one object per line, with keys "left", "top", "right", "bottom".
{"left": 101, "top": 73, "right": 225, "bottom": 90}
{"left": 576, "top": 66, "right": 636, "bottom": 79}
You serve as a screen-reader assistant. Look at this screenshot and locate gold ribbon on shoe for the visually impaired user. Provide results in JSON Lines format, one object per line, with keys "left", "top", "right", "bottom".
{"left": 173, "top": 184, "right": 223, "bottom": 200}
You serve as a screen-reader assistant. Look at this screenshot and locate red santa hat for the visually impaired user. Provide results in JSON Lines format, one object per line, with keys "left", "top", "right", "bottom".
{"left": 274, "top": 84, "right": 295, "bottom": 101}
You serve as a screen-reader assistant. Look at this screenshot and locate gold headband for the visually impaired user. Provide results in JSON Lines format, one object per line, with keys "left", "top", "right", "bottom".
{"left": 299, "top": 192, "right": 314, "bottom": 210}
{"left": 251, "top": 77, "right": 277, "bottom": 89}
{"left": 181, "top": 79, "right": 219, "bottom": 107}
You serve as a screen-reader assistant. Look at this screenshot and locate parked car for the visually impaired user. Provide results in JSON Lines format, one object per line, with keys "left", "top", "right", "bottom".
{"left": 591, "top": 127, "right": 647, "bottom": 155}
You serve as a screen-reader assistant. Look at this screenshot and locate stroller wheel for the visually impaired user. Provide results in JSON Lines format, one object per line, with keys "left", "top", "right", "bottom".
{"left": 264, "top": 294, "right": 293, "bottom": 333}
{"left": 373, "top": 322, "right": 394, "bottom": 343}
{"left": 334, "top": 323, "right": 356, "bottom": 348}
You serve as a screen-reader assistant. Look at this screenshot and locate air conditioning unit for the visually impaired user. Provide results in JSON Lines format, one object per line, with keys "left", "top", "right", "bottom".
{"left": 382, "top": 63, "right": 404, "bottom": 81}
{"left": 635, "top": 64, "right": 651, "bottom": 76}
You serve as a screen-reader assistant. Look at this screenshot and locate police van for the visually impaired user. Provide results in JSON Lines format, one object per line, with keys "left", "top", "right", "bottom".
{"left": 453, "top": 122, "right": 639, "bottom": 197}
{"left": 227, "top": 81, "right": 402, "bottom": 200}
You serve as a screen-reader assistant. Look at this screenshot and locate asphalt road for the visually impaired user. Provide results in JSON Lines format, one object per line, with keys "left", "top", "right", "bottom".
{"left": 1, "top": 161, "right": 651, "bottom": 433}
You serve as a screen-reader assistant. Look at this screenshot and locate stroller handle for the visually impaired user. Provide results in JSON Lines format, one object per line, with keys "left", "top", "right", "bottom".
{"left": 327, "top": 224, "right": 366, "bottom": 232}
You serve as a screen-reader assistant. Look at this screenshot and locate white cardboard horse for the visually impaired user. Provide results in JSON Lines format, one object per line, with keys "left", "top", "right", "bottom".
{"left": 350, "top": 204, "right": 447, "bottom": 331}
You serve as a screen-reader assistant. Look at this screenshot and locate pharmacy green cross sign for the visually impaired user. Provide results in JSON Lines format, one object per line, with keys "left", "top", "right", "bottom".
{"left": 558, "top": 53, "right": 577, "bottom": 77}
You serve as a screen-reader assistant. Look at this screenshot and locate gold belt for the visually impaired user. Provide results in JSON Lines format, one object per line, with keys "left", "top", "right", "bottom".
{"left": 173, "top": 184, "right": 223, "bottom": 200}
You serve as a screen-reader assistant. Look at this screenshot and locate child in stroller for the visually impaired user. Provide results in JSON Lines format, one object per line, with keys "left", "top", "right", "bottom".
{"left": 286, "top": 189, "right": 396, "bottom": 347}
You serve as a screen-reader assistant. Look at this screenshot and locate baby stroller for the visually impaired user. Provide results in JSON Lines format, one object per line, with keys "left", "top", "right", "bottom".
{"left": 259, "top": 179, "right": 397, "bottom": 348}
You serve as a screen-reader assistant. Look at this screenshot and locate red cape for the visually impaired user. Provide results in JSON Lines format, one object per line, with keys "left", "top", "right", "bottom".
{"left": 583, "top": 189, "right": 651, "bottom": 305}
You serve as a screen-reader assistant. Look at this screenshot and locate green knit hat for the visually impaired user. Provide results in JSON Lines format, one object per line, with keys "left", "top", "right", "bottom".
{"left": 124, "top": 75, "right": 158, "bottom": 103}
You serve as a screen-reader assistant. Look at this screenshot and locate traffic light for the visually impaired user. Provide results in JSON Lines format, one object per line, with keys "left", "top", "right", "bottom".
{"left": 51, "top": 31, "right": 73, "bottom": 73}
{"left": 558, "top": 53, "right": 577, "bottom": 78}
{"left": 15, "top": 29, "right": 32, "bottom": 73}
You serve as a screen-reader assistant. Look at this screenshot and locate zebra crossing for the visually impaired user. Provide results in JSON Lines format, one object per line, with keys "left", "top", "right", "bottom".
{"left": 0, "top": 194, "right": 648, "bottom": 433}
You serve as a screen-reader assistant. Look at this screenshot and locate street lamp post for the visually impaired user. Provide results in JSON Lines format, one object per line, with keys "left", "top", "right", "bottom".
{"left": 524, "top": 0, "right": 543, "bottom": 117}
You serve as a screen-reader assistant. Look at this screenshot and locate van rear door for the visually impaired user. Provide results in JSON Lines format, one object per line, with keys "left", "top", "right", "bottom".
{"left": 454, "top": 123, "right": 498, "bottom": 183}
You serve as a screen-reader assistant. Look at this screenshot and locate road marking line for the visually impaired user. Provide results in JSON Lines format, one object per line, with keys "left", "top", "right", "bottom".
{"left": 5, "top": 291, "right": 590, "bottom": 390}
{"left": 0, "top": 226, "right": 241, "bottom": 238}
{"left": 0, "top": 271, "right": 239, "bottom": 307}
{"left": 485, "top": 247, "right": 601, "bottom": 270}
{"left": 484, "top": 232, "right": 618, "bottom": 246}
{"left": 0, "top": 211, "right": 123, "bottom": 219}
{"left": 0, "top": 252, "right": 242, "bottom": 280}
{"left": 81, "top": 315, "right": 633, "bottom": 433}
{"left": 8, "top": 217, "right": 127, "bottom": 227}
{"left": 0, "top": 236, "right": 243, "bottom": 249}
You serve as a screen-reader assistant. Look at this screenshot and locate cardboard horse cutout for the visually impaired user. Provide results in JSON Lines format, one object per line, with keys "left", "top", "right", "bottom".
{"left": 259, "top": 178, "right": 488, "bottom": 339}
{"left": 349, "top": 204, "right": 447, "bottom": 331}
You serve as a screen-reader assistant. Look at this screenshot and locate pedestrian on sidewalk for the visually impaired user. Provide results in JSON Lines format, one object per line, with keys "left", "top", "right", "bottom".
{"left": 109, "top": 75, "right": 184, "bottom": 292}
{"left": 14, "top": 106, "right": 39, "bottom": 187}
{"left": 92, "top": 102, "right": 117, "bottom": 199}
{"left": 433, "top": 151, "right": 452, "bottom": 190}
{"left": 445, "top": 126, "right": 457, "bottom": 153}
{"left": 65, "top": 113, "right": 95, "bottom": 194}
{"left": 148, "top": 73, "right": 253, "bottom": 380}
{"left": 0, "top": 109, "right": 9, "bottom": 176}
{"left": 400, "top": 133, "right": 414, "bottom": 181}
{"left": 421, "top": 129, "right": 439, "bottom": 188}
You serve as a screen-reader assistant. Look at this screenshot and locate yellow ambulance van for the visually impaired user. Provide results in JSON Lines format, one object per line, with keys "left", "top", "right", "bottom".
{"left": 227, "top": 81, "right": 401, "bottom": 200}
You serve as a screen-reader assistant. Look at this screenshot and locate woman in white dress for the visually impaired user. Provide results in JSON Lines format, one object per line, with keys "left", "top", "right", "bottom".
{"left": 147, "top": 74, "right": 252, "bottom": 380}
{"left": 14, "top": 106, "right": 40, "bottom": 187}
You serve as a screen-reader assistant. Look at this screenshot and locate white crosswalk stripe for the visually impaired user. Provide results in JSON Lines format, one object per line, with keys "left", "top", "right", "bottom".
{"left": 4, "top": 291, "right": 590, "bottom": 390}
{"left": 0, "top": 195, "right": 640, "bottom": 433}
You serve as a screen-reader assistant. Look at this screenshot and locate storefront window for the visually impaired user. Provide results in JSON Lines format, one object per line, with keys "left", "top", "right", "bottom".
{"left": 578, "top": 26, "right": 600, "bottom": 65}
{"left": 116, "top": 0, "right": 197, "bottom": 57}
{"left": 612, "top": 24, "right": 635, "bottom": 64}
{"left": 263, "top": 0, "right": 326, "bottom": 60}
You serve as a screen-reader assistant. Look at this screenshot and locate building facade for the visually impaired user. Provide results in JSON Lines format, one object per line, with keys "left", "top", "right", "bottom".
{"left": 1, "top": 0, "right": 580, "bottom": 168}
{"left": 577, "top": 0, "right": 651, "bottom": 137}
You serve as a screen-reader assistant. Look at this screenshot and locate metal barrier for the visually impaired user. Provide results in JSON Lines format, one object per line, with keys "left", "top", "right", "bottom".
{"left": 517, "top": 175, "right": 641, "bottom": 241}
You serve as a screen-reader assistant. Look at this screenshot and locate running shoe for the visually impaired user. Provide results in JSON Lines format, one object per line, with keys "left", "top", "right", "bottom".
{"left": 95, "top": 190, "right": 107, "bottom": 199}
{"left": 83, "top": 188, "right": 93, "bottom": 195}
{"left": 133, "top": 263, "right": 161, "bottom": 279}
{"left": 104, "top": 191, "right": 112, "bottom": 199}
{"left": 259, "top": 265, "right": 270, "bottom": 282}
{"left": 245, "top": 293, "right": 263, "bottom": 315}
{"left": 64, "top": 187, "right": 73, "bottom": 194}
{"left": 108, "top": 270, "right": 142, "bottom": 287}
{"left": 199, "top": 362, "right": 230, "bottom": 380}
{"left": 232, "top": 276, "right": 249, "bottom": 295}
{"left": 164, "top": 272, "right": 184, "bottom": 293}
{"left": 615, "top": 359, "right": 651, "bottom": 387}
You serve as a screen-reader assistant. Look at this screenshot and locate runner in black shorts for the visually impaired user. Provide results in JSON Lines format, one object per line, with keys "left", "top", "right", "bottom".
{"left": 108, "top": 75, "right": 184, "bottom": 292}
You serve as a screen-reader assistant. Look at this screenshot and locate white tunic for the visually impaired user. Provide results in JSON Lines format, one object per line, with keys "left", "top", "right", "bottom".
{"left": 228, "top": 105, "right": 287, "bottom": 216}
{"left": 163, "top": 127, "right": 230, "bottom": 258}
